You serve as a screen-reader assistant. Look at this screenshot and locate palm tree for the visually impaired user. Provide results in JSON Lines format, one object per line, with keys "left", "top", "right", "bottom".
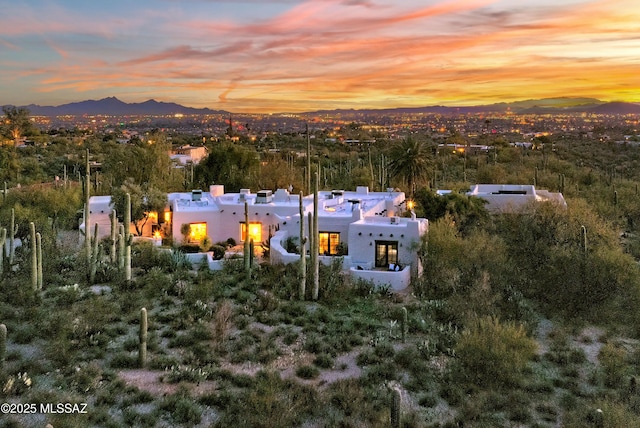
{"left": 388, "top": 136, "right": 432, "bottom": 197}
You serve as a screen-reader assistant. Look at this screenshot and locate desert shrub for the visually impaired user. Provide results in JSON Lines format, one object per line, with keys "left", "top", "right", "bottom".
{"left": 108, "top": 352, "right": 138, "bottom": 369}
{"left": 213, "top": 300, "right": 234, "bottom": 345}
{"left": 599, "top": 342, "right": 627, "bottom": 387}
{"left": 313, "top": 354, "right": 334, "bottom": 369}
{"left": 131, "top": 240, "right": 162, "bottom": 272}
{"left": 178, "top": 243, "right": 201, "bottom": 253}
{"left": 157, "top": 391, "right": 202, "bottom": 425}
{"left": 211, "top": 244, "right": 226, "bottom": 260}
{"left": 199, "top": 236, "right": 212, "bottom": 253}
{"left": 214, "top": 371, "right": 318, "bottom": 427}
{"left": 454, "top": 316, "right": 536, "bottom": 388}
{"left": 373, "top": 342, "right": 395, "bottom": 359}
{"left": 296, "top": 365, "right": 320, "bottom": 379}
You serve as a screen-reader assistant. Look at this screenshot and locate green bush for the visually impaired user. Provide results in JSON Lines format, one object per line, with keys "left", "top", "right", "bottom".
{"left": 454, "top": 316, "right": 536, "bottom": 388}
{"left": 296, "top": 365, "right": 320, "bottom": 379}
{"left": 599, "top": 342, "right": 627, "bottom": 387}
{"left": 313, "top": 354, "right": 334, "bottom": 369}
{"left": 211, "top": 244, "right": 226, "bottom": 260}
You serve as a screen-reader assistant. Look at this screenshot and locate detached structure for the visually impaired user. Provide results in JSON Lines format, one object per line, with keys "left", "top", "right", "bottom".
{"left": 84, "top": 186, "right": 428, "bottom": 291}
{"left": 466, "top": 184, "right": 566, "bottom": 213}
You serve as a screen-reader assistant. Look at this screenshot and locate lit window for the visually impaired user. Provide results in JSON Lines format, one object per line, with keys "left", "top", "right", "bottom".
{"left": 189, "top": 223, "right": 207, "bottom": 243}
{"left": 375, "top": 241, "right": 398, "bottom": 268}
{"left": 241, "top": 222, "right": 262, "bottom": 243}
{"left": 164, "top": 211, "right": 172, "bottom": 223}
{"left": 319, "top": 232, "right": 340, "bottom": 255}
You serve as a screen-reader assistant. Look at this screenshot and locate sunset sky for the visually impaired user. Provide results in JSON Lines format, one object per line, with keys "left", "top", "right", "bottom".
{"left": 1, "top": 0, "right": 639, "bottom": 113}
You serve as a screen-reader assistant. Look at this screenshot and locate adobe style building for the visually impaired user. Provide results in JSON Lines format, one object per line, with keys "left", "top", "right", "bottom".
{"left": 83, "top": 185, "right": 428, "bottom": 291}
{"left": 466, "top": 184, "right": 566, "bottom": 213}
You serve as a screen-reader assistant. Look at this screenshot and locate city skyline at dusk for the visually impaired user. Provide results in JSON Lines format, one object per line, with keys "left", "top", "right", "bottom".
{"left": 1, "top": 0, "right": 639, "bottom": 113}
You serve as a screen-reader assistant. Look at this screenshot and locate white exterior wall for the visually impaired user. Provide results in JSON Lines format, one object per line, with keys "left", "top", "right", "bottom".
{"left": 348, "top": 216, "right": 426, "bottom": 273}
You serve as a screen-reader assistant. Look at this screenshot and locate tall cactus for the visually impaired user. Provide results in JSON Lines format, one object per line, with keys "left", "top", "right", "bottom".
{"left": 0, "top": 227, "right": 6, "bottom": 276}
{"left": 390, "top": 386, "right": 401, "bottom": 428}
{"left": 299, "top": 192, "right": 307, "bottom": 300}
{"left": 84, "top": 149, "right": 91, "bottom": 269}
{"left": 36, "top": 232, "right": 43, "bottom": 290}
{"left": 0, "top": 323, "right": 6, "bottom": 370}
{"left": 581, "top": 225, "right": 588, "bottom": 255}
{"left": 9, "top": 208, "right": 16, "bottom": 265}
{"left": 30, "top": 222, "right": 37, "bottom": 291}
{"left": 401, "top": 306, "right": 408, "bottom": 343}
{"left": 124, "top": 193, "right": 132, "bottom": 282}
{"left": 139, "top": 308, "right": 148, "bottom": 368}
{"left": 249, "top": 239, "right": 254, "bottom": 269}
{"left": 89, "top": 223, "right": 100, "bottom": 284}
{"left": 306, "top": 123, "right": 311, "bottom": 195}
{"left": 244, "top": 201, "right": 251, "bottom": 273}
{"left": 311, "top": 170, "right": 319, "bottom": 301}
{"left": 110, "top": 209, "right": 117, "bottom": 265}
{"left": 118, "top": 225, "right": 125, "bottom": 271}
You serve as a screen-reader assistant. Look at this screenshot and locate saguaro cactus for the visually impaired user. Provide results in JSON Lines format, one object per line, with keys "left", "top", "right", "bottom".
{"left": 124, "top": 193, "right": 132, "bottom": 282}
{"left": 306, "top": 123, "right": 311, "bottom": 195}
{"left": 30, "top": 222, "right": 37, "bottom": 291}
{"left": 110, "top": 209, "right": 117, "bottom": 265}
{"left": 299, "top": 192, "right": 307, "bottom": 300}
{"left": 139, "top": 308, "right": 148, "bottom": 368}
{"left": 244, "top": 201, "right": 251, "bottom": 273}
{"left": 89, "top": 223, "right": 101, "bottom": 284}
{"left": 390, "top": 386, "right": 401, "bottom": 428}
{"left": 9, "top": 208, "right": 16, "bottom": 265}
{"left": 249, "top": 239, "right": 254, "bottom": 269}
{"left": 36, "top": 232, "right": 43, "bottom": 290}
{"left": 84, "top": 149, "right": 91, "bottom": 269}
{"left": 311, "top": 171, "right": 319, "bottom": 300}
{"left": 0, "top": 227, "right": 6, "bottom": 276}
{"left": 118, "top": 225, "right": 124, "bottom": 269}
{"left": 0, "top": 323, "right": 6, "bottom": 370}
{"left": 401, "top": 307, "right": 408, "bottom": 343}
{"left": 581, "top": 225, "right": 588, "bottom": 255}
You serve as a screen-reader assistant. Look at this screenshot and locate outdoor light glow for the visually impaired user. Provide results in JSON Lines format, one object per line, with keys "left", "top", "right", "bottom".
{"left": 242, "top": 222, "right": 262, "bottom": 243}
{"left": 189, "top": 223, "right": 207, "bottom": 243}
{"left": 407, "top": 200, "right": 415, "bottom": 211}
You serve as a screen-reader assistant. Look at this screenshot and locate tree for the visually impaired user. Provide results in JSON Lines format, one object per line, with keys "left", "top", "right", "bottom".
{"left": 387, "top": 136, "right": 431, "bottom": 197}
{"left": 1, "top": 107, "right": 36, "bottom": 143}
{"left": 194, "top": 143, "right": 259, "bottom": 192}
{"left": 101, "top": 130, "right": 182, "bottom": 191}
{"left": 111, "top": 179, "right": 167, "bottom": 236}
{"left": 414, "top": 187, "right": 489, "bottom": 234}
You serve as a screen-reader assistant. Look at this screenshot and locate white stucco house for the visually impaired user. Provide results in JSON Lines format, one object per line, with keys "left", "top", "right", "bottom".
{"left": 83, "top": 185, "right": 428, "bottom": 291}
{"left": 466, "top": 184, "right": 566, "bottom": 213}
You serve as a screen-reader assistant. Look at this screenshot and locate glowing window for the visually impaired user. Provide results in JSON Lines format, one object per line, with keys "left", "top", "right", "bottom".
{"left": 375, "top": 241, "right": 398, "bottom": 268}
{"left": 163, "top": 211, "right": 172, "bottom": 223}
{"left": 318, "top": 232, "right": 340, "bottom": 255}
{"left": 189, "top": 223, "right": 207, "bottom": 243}
{"left": 241, "top": 222, "right": 262, "bottom": 243}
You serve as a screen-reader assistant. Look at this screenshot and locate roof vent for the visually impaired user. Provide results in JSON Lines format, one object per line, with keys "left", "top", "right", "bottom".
{"left": 256, "top": 190, "right": 273, "bottom": 204}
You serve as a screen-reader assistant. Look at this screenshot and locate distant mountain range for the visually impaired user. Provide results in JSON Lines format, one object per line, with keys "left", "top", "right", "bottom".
{"left": 11, "top": 97, "right": 229, "bottom": 116}
{"left": 305, "top": 98, "right": 640, "bottom": 116}
{"left": 3, "top": 96, "right": 640, "bottom": 116}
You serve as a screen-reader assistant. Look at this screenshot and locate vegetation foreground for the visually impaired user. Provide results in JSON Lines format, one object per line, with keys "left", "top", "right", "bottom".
{"left": 3, "top": 112, "right": 640, "bottom": 426}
